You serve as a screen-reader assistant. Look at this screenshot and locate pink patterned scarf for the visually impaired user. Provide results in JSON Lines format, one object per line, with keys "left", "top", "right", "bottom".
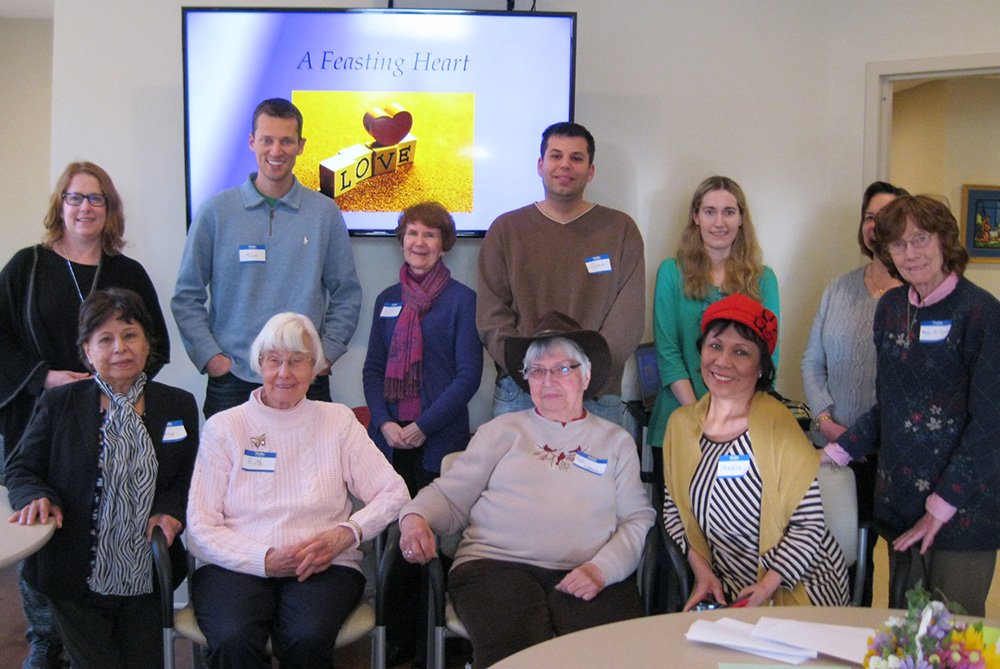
{"left": 385, "top": 260, "right": 450, "bottom": 402}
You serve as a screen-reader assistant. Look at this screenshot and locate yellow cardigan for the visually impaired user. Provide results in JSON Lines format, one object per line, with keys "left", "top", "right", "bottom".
{"left": 663, "top": 392, "right": 820, "bottom": 606}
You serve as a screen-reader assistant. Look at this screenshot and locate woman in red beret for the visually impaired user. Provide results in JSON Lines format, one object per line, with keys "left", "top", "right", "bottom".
{"left": 662, "top": 294, "right": 847, "bottom": 609}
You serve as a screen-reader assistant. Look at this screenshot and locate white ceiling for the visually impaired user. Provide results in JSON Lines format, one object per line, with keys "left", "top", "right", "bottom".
{"left": 0, "top": 0, "right": 53, "bottom": 19}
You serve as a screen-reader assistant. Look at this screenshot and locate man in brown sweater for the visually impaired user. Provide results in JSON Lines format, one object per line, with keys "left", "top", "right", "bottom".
{"left": 476, "top": 122, "right": 645, "bottom": 425}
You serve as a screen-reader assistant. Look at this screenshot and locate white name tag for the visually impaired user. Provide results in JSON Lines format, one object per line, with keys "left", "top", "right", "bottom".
{"left": 585, "top": 254, "right": 612, "bottom": 274}
{"left": 919, "top": 320, "right": 951, "bottom": 343}
{"left": 239, "top": 244, "right": 266, "bottom": 263}
{"left": 573, "top": 452, "right": 608, "bottom": 475}
{"left": 242, "top": 449, "right": 276, "bottom": 472}
{"left": 380, "top": 302, "right": 403, "bottom": 318}
{"left": 162, "top": 420, "right": 187, "bottom": 443}
{"left": 716, "top": 454, "right": 751, "bottom": 479}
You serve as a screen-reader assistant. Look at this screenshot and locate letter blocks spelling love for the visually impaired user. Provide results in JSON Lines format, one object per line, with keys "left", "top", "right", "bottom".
{"left": 320, "top": 103, "right": 417, "bottom": 198}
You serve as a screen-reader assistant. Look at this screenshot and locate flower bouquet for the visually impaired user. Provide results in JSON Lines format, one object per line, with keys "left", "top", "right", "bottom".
{"left": 865, "top": 584, "right": 999, "bottom": 669}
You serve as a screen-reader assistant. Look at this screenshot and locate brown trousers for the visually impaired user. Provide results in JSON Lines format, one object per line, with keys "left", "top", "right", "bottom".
{"left": 449, "top": 558, "right": 643, "bottom": 669}
{"left": 889, "top": 546, "right": 996, "bottom": 616}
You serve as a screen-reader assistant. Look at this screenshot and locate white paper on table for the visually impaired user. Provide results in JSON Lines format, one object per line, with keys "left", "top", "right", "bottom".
{"left": 686, "top": 617, "right": 817, "bottom": 664}
{"left": 751, "top": 617, "right": 875, "bottom": 665}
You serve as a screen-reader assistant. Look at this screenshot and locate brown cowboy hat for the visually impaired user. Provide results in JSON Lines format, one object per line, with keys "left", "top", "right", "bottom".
{"left": 503, "top": 311, "right": 611, "bottom": 400}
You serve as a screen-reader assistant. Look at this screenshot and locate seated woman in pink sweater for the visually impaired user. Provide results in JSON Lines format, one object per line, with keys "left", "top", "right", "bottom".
{"left": 398, "top": 311, "right": 654, "bottom": 668}
{"left": 186, "top": 312, "right": 409, "bottom": 669}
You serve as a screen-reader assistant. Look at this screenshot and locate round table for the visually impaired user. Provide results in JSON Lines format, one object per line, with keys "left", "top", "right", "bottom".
{"left": 492, "top": 606, "right": 997, "bottom": 668}
{"left": 0, "top": 485, "right": 56, "bottom": 569}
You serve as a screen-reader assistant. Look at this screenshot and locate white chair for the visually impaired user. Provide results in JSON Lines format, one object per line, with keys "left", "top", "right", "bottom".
{"left": 816, "top": 462, "right": 865, "bottom": 606}
{"left": 152, "top": 527, "right": 391, "bottom": 669}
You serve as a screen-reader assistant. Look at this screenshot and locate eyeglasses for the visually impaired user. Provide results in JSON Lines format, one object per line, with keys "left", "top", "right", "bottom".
{"left": 62, "top": 192, "right": 107, "bottom": 207}
{"left": 259, "top": 354, "right": 313, "bottom": 371}
{"left": 888, "top": 233, "right": 934, "bottom": 255}
{"left": 523, "top": 363, "right": 581, "bottom": 381}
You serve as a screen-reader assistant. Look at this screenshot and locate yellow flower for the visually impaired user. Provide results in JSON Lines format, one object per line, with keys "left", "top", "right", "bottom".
{"left": 960, "top": 626, "right": 985, "bottom": 652}
{"left": 984, "top": 644, "right": 1000, "bottom": 669}
{"left": 956, "top": 626, "right": 1000, "bottom": 669}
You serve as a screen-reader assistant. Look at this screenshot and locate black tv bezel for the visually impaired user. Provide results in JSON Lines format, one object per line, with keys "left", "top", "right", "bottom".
{"left": 181, "top": 6, "right": 577, "bottom": 238}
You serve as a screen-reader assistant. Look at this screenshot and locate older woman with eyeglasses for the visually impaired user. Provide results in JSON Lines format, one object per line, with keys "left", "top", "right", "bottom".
{"left": 0, "top": 161, "right": 170, "bottom": 667}
{"left": 6, "top": 288, "right": 197, "bottom": 669}
{"left": 186, "top": 312, "right": 409, "bottom": 668}
{"left": 398, "top": 311, "right": 654, "bottom": 668}
{"left": 823, "top": 195, "right": 1000, "bottom": 616}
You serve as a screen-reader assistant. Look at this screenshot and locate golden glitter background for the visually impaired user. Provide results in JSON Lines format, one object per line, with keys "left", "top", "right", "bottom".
{"left": 293, "top": 91, "right": 474, "bottom": 213}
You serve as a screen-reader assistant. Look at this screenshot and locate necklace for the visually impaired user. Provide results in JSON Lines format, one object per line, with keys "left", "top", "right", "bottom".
{"left": 865, "top": 263, "right": 897, "bottom": 298}
{"left": 66, "top": 256, "right": 102, "bottom": 302}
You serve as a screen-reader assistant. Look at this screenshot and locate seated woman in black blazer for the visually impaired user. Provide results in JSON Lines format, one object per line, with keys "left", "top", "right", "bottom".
{"left": 6, "top": 288, "right": 199, "bottom": 669}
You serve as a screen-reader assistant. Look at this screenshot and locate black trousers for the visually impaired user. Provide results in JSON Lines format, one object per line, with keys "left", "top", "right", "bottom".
{"left": 48, "top": 590, "right": 160, "bottom": 669}
{"left": 192, "top": 563, "right": 365, "bottom": 669}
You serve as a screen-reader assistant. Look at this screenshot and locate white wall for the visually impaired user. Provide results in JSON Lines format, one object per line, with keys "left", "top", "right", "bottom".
{"left": 0, "top": 19, "right": 52, "bottom": 253}
{"left": 14, "top": 0, "right": 1000, "bottom": 427}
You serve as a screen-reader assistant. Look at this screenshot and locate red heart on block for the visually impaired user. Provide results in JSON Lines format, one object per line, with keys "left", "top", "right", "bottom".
{"left": 363, "top": 103, "right": 413, "bottom": 147}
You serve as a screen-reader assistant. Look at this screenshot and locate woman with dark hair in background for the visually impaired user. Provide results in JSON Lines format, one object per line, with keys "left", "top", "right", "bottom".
{"left": 823, "top": 195, "right": 1000, "bottom": 616}
{"left": 7, "top": 289, "right": 197, "bottom": 668}
{"left": 648, "top": 176, "right": 779, "bottom": 500}
{"left": 0, "top": 162, "right": 170, "bottom": 668}
{"left": 801, "top": 180, "right": 907, "bottom": 605}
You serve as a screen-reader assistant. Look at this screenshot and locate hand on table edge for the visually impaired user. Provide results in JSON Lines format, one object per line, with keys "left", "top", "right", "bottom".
{"left": 9, "top": 497, "right": 63, "bottom": 528}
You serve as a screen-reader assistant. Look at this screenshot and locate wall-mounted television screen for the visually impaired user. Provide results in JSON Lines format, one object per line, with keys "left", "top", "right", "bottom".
{"left": 182, "top": 8, "right": 577, "bottom": 237}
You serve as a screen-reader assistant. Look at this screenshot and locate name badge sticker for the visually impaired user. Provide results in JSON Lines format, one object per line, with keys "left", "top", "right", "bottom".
{"left": 919, "top": 320, "right": 952, "bottom": 343}
{"left": 239, "top": 244, "right": 266, "bottom": 263}
{"left": 573, "top": 452, "right": 608, "bottom": 475}
{"left": 585, "top": 254, "right": 612, "bottom": 274}
{"left": 242, "top": 449, "right": 276, "bottom": 472}
{"left": 716, "top": 453, "right": 751, "bottom": 479}
{"left": 162, "top": 420, "right": 187, "bottom": 443}
{"left": 380, "top": 302, "right": 403, "bottom": 318}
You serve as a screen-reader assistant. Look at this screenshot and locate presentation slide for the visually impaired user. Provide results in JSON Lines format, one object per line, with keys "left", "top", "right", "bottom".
{"left": 184, "top": 9, "right": 576, "bottom": 235}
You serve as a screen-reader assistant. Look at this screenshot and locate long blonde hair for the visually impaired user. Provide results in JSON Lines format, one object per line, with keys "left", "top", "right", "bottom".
{"left": 677, "top": 176, "right": 764, "bottom": 301}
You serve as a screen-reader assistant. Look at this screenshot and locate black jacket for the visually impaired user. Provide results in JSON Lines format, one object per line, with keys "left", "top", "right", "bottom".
{"left": 6, "top": 379, "right": 198, "bottom": 601}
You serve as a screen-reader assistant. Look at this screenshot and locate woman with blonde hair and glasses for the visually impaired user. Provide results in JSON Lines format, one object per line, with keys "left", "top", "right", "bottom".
{"left": 647, "top": 176, "right": 779, "bottom": 497}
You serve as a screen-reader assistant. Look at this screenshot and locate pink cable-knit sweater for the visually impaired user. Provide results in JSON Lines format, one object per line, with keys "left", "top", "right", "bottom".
{"left": 187, "top": 388, "right": 410, "bottom": 578}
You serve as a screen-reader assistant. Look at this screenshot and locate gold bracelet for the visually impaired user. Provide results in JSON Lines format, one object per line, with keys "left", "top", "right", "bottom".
{"left": 816, "top": 414, "right": 832, "bottom": 423}
{"left": 340, "top": 520, "right": 363, "bottom": 544}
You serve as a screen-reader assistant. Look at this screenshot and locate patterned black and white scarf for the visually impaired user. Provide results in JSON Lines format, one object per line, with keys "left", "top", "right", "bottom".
{"left": 88, "top": 373, "right": 158, "bottom": 596}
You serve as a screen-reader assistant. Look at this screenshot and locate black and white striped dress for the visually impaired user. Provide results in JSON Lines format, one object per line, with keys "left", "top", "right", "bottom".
{"left": 663, "top": 431, "right": 847, "bottom": 606}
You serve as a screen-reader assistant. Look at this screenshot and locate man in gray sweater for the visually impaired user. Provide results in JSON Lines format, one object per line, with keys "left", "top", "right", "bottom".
{"left": 172, "top": 98, "right": 361, "bottom": 417}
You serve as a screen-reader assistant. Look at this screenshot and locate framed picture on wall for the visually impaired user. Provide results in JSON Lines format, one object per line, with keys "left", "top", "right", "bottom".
{"left": 960, "top": 185, "right": 1000, "bottom": 263}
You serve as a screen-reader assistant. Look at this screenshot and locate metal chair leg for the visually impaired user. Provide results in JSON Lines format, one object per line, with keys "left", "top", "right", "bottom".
{"left": 853, "top": 525, "right": 869, "bottom": 606}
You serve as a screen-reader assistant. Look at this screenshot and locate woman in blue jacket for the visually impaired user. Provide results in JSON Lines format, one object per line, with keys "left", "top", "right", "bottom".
{"left": 362, "top": 201, "right": 482, "bottom": 666}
